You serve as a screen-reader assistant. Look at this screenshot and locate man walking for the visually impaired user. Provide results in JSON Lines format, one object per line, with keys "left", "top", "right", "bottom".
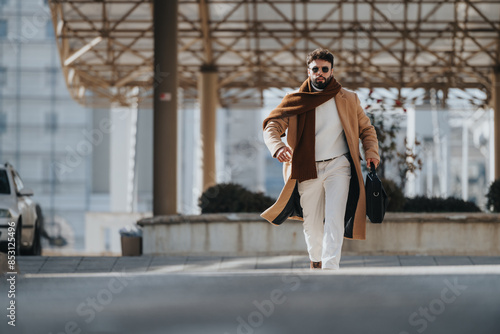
{"left": 261, "top": 49, "right": 380, "bottom": 270}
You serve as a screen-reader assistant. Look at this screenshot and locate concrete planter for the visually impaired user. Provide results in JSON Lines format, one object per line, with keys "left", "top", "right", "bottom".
{"left": 343, "top": 213, "right": 500, "bottom": 256}
{"left": 137, "top": 212, "right": 500, "bottom": 256}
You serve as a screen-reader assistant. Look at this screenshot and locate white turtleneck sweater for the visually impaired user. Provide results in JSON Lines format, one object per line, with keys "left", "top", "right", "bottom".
{"left": 315, "top": 97, "right": 349, "bottom": 161}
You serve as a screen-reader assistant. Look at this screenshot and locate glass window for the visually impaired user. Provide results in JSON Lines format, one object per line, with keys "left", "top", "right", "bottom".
{"left": 0, "top": 170, "right": 10, "bottom": 194}
{"left": 45, "top": 112, "right": 58, "bottom": 132}
{"left": 46, "top": 21, "right": 54, "bottom": 38}
{"left": 0, "top": 67, "right": 6, "bottom": 86}
{"left": 0, "top": 112, "right": 6, "bottom": 135}
{"left": 11, "top": 171, "right": 24, "bottom": 192}
{"left": 0, "top": 20, "right": 7, "bottom": 38}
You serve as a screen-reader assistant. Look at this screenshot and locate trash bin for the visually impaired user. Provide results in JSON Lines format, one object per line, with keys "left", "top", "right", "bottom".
{"left": 119, "top": 225, "right": 143, "bottom": 256}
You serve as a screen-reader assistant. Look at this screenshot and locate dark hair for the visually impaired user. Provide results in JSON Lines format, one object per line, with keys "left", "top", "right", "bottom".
{"left": 306, "top": 48, "right": 334, "bottom": 67}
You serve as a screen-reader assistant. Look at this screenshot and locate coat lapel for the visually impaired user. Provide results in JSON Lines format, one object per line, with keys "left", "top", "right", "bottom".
{"left": 335, "top": 90, "right": 350, "bottom": 133}
{"left": 335, "top": 90, "right": 356, "bottom": 155}
{"left": 335, "top": 90, "right": 348, "bottom": 127}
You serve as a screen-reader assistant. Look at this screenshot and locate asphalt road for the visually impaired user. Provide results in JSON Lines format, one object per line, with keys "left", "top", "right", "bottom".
{"left": 1, "top": 269, "right": 499, "bottom": 334}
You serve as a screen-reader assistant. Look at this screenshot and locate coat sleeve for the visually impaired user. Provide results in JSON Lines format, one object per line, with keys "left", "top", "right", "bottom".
{"left": 355, "top": 94, "right": 380, "bottom": 161}
{"left": 263, "top": 117, "right": 289, "bottom": 157}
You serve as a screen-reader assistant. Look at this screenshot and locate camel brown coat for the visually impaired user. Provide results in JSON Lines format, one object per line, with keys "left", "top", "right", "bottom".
{"left": 261, "top": 88, "right": 379, "bottom": 240}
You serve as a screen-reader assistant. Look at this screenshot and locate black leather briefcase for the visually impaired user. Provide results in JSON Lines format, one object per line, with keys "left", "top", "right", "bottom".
{"left": 365, "top": 163, "right": 389, "bottom": 224}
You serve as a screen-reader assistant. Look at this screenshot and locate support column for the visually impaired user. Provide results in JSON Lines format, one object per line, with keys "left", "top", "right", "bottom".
{"left": 461, "top": 122, "right": 469, "bottom": 201}
{"left": 493, "top": 68, "right": 500, "bottom": 179}
{"left": 441, "top": 136, "right": 449, "bottom": 197}
{"left": 153, "top": 0, "right": 178, "bottom": 215}
{"left": 425, "top": 144, "right": 433, "bottom": 197}
{"left": 110, "top": 103, "right": 138, "bottom": 212}
{"left": 490, "top": 108, "right": 495, "bottom": 183}
{"left": 405, "top": 106, "right": 416, "bottom": 197}
{"left": 430, "top": 88, "right": 445, "bottom": 196}
{"left": 199, "top": 65, "right": 218, "bottom": 191}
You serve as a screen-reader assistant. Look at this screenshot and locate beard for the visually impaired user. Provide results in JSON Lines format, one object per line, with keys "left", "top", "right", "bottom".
{"left": 312, "top": 74, "right": 333, "bottom": 90}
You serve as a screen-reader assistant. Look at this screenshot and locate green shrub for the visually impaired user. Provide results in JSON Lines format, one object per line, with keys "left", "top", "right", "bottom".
{"left": 381, "top": 178, "right": 405, "bottom": 212}
{"left": 486, "top": 179, "right": 500, "bottom": 212}
{"left": 403, "top": 196, "right": 481, "bottom": 213}
{"left": 199, "top": 183, "right": 276, "bottom": 213}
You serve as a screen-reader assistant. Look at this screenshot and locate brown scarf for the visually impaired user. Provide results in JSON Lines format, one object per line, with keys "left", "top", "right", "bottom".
{"left": 262, "top": 77, "right": 342, "bottom": 182}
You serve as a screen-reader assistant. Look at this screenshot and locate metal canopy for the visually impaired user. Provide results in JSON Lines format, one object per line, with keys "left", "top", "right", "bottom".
{"left": 49, "top": 0, "right": 500, "bottom": 108}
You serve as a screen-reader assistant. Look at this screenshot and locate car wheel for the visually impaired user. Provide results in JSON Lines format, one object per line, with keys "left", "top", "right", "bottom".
{"left": 14, "top": 219, "right": 22, "bottom": 257}
{"left": 33, "top": 225, "right": 42, "bottom": 255}
{"left": 25, "top": 222, "right": 42, "bottom": 256}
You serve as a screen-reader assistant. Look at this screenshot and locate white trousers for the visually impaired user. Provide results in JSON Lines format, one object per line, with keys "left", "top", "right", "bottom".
{"left": 297, "top": 155, "right": 351, "bottom": 269}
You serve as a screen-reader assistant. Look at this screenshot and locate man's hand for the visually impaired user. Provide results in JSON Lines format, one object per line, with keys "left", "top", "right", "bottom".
{"left": 275, "top": 146, "right": 293, "bottom": 163}
{"left": 366, "top": 158, "right": 380, "bottom": 169}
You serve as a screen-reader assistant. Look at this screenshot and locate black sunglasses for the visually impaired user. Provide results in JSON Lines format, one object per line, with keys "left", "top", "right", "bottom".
{"left": 310, "top": 66, "right": 331, "bottom": 73}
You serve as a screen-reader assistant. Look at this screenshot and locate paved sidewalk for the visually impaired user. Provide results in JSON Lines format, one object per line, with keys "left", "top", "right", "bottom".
{"left": 11, "top": 254, "right": 500, "bottom": 275}
{"left": 2, "top": 255, "right": 500, "bottom": 334}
